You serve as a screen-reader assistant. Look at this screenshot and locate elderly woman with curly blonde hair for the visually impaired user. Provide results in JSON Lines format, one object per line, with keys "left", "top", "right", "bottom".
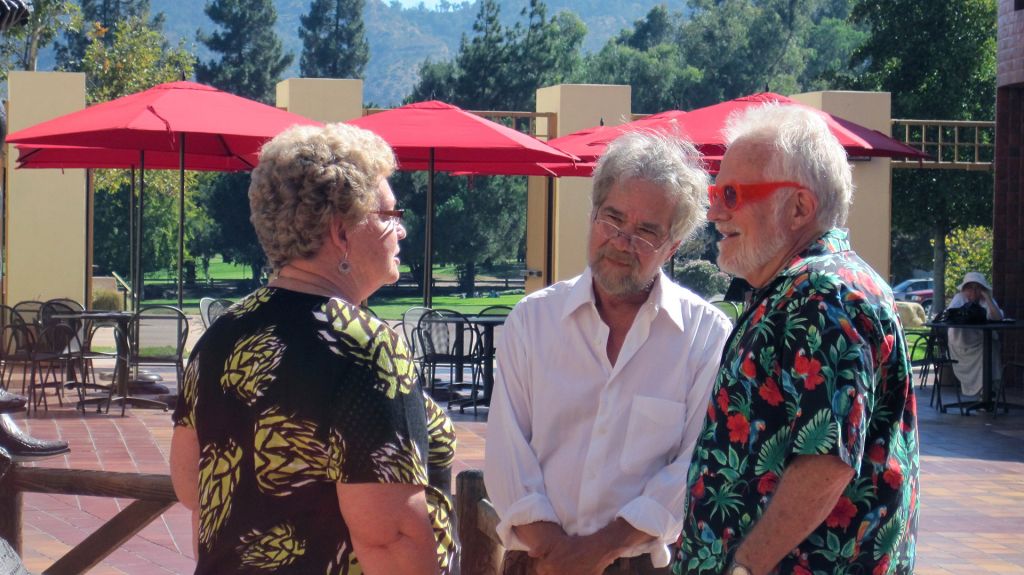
{"left": 170, "top": 123, "right": 455, "bottom": 575}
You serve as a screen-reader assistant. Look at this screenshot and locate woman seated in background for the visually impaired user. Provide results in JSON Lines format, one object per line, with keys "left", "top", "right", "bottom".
{"left": 946, "top": 271, "right": 1003, "bottom": 399}
{"left": 170, "top": 123, "right": 455, "bottom": 575}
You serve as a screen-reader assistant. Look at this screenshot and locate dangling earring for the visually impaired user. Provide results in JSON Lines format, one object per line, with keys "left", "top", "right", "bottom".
{"left": 338, "top": 253, "right": 351, "bottom": 274}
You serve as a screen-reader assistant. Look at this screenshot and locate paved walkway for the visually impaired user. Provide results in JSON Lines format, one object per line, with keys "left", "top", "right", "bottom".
{"left": 4, "top": 369, "right": 1022, "bottom": 574}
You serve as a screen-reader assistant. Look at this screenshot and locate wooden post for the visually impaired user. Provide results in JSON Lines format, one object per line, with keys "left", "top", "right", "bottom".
{"left": 0, "top": 475, "right": 22, "bottom": 555}
{"left": 456, "top": 470, "right": 502, "bottom": 575}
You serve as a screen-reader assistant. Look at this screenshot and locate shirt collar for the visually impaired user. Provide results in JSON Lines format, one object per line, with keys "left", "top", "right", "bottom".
{"left": 562, "top": 268, "right": 684, "bottom": 332}
{"left": 750, "top": 228, "right": 850, "bottom": 302}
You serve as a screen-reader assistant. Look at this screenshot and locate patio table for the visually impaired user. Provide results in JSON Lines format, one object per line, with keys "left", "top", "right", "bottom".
{"left": 51, "top": 311, "right": 168, "bottom": 415}
{"left": 924, "top": 319, "right": 1024, "bottom": 415}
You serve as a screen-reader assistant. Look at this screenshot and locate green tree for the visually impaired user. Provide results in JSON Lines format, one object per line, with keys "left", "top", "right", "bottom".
{"left": 195, "top": 0, "right": 291, "bottom": 281}
{"left": 195, "top": 173, "right": 266, "bottom": 283}
{"left": 195, "top": 0, "right": 292, "bottom": 103}
{"left": 298, "top": 0, "right": 369, "bottom": 79}
{"left": 0, "top": 0, "right": 79, "bottom": 81}
{"left": 679, "top": 0, "right": 817, "bottom": 107}
{"left": 54, "top": 0, "right": 156, "bottom": 71}
{"left": 79, "top": 15, "right": 199, "bottom": 283}
{"left": 942, "top": 225, "right": 993, "bottom": 299}
{"left": 841, "top": 0, "right": 996, "bottom": 309}
{"left": 580, "top": 6, "right": 700, "bottom": 113}
{"left": 402, "top": 0, "right": 584, "bottom": 293}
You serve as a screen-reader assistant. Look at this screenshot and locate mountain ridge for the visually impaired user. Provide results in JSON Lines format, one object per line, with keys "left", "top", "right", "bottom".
{"left": 147, "top": 0, "right": 683, "bottom": 105}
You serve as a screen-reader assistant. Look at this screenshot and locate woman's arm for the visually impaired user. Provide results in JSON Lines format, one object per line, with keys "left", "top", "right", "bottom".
{"left": 337, "top": 482, "right": 439, "bottom": 575}
{"left": 170, "top": 425, "right": 201, "bottom": 557}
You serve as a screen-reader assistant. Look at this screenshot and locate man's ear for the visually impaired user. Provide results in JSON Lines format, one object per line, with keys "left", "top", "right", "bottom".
{"left": 789, "top": 188, "right": 819, "bottom": 230}
{"left": 662, "top": 239, "right": 683, "bottom": 266}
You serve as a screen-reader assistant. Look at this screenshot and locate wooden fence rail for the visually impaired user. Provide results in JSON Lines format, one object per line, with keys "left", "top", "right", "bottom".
{"left": 0, "top": 465, "right": 177, "bottom": 575}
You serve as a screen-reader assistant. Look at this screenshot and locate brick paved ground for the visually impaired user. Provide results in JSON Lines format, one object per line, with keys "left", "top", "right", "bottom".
{"left": 4, "top": 364, "right": 1022, "bottom": 574}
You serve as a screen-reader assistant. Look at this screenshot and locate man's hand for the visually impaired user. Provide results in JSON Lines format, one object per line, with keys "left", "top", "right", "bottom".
{"left": 528, "top": 518, "right": 656, "bottom": 575}
{"left": 532, "top": 534, "right": 615, "bottom": 575}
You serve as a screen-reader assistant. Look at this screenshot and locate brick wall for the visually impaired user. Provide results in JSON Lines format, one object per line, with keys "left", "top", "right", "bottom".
{"left": 996, "top": 1, "right": 1024, "bottom": 361}
{"left": 998, "top": 0, "right": 1024, "bottom": 87}
{"left": 994, "top": 87, "right": 1024, "bottom": 361}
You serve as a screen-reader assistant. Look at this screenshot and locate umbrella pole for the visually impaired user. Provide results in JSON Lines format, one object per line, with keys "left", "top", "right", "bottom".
{"left": 129, "top": 166, "right": 136, "bottom": 311}
{"left": 138, "top": 152, "right": 146, "bottom": 309}
{"left": 178, "top": 133, "right": 185, "bottom": 310}
{"left": 546, "top": 176, "right": 554, "bottom": 286}
{"left": 424, "top": 149, "right": 434, "bottom": 308}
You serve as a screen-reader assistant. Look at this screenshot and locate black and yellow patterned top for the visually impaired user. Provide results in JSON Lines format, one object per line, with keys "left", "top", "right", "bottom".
{"left": 173, "top": 287, "right": 457, "bottom": 574}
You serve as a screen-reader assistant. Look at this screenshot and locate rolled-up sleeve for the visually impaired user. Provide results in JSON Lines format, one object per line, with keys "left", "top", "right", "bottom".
{"left": 484, "top": 309, "right": 559, "bottom": 550}
{"left": 615, "top": 311, "right": 731, "bottom": 567}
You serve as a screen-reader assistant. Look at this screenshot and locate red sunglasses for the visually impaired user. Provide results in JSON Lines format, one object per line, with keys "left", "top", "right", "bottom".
{"left": 707, "top": 181, "right": 803, "bottom": 210}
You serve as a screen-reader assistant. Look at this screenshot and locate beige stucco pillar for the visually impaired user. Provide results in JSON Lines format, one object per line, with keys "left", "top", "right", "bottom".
{"left": 526, "top": 84, "right": 632, "bottom": 293}
{"left": 4, "top": 71, "right": 88, "bottom": 305}
{"left": 790, "top": 91, "right": 893, "bottom": 281}
{"left": 276, "top": 78, "right": 364, "bottom": 122}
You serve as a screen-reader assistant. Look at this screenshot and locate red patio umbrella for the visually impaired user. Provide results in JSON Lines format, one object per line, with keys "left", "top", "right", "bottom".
{"left": 547, "top": 109, "right": 690, "bottom": 163}
{"left": 348, "top": 100, "right": 578, "bottom": 305}
{"left": 6, "top": 81, "right": 321, "bottom": 308}
{"left": 564, "top": 93, "right": 929, "bottom": 162}
{"left": 15, "top": 145, "right": 259, "bottom": 171}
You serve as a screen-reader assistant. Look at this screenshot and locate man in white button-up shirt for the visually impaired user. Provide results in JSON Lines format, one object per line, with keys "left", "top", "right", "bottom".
{"left": 485, "top": 131, "right": 732, "bottom": 575}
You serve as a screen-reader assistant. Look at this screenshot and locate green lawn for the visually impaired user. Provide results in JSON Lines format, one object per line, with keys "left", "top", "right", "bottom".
{"left": 367, "top": 293, "right": 523, "bottom": 320}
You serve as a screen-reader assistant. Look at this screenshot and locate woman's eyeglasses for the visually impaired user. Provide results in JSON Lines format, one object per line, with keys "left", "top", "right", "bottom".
{"left": 707, "top": 181, "right": 803, "bottom": 211}
{"left": 373, "top": 209, "right": 405, "bottom": 229}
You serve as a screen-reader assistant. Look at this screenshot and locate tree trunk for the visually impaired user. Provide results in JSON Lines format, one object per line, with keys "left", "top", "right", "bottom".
{"left": 460, "top": 261, "right": 476, "bottom": 295}
{"left": 932, "top": 220, "right": 947, "bottom": 315}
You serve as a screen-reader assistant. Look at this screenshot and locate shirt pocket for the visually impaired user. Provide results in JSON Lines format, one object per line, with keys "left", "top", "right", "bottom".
{"left": 620, "top": 395, "right": 687, "bottom": 475}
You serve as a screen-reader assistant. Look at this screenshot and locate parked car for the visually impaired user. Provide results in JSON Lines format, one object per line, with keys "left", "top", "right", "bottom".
{"left": 906, "top": 288, "right": 934, "bottom": 315}
{"left": 893, "top": 278, "right": 934, "bottom": 301}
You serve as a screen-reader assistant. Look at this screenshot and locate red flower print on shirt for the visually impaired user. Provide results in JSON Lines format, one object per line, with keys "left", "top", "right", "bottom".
{"left": 794, "top": 351, "right": 824, "bottom": 390}
{"left": 727, "top": 413, "right": 750, "bottom": 444}
{"left": 717, "top": 388, "right": 730, "bottom": 414}
{"left": 757, "top": 472, "right": 778, "bottom": 495}
{"left": 873, "top": 555, "right": 891, "bottom": 575}
{"left": 825, "top": 496, "right": 858, "bottom": 529}
{"left": 759, "top": 377, "right": 784, "bottom": 406}
{"left": 883, "top": 458, "right": 903, "bottom": 489}
{"left": 742, "top": 354, "right": 758, "bottom": 379}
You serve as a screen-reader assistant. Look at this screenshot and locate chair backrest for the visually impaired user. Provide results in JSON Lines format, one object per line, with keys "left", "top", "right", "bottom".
{"left": 33, "top": 322, "right": 81, "bottom": 359}
{"left": 133, "top": 305, "right": 189, "bottom": 362}
{"left": 477, "top": 305, "right": 513, "bottom": 316}
{"left": 208, "top": 299, "right": 233, "bottom": 325}
{"left": 12, "top": 300, "right": 46, "bottom": 326}
{"left": 198, "top": 297, "right": 216, "bottom": 329}
{"left": 418, "top": 308, "right": 483, "bottom": 359}
{"left": 402, "top": 306, "right": 431, "bottom": 357}
{"left": 0, "top": 319, "right": 32, "bottom": 359}
{"left": 713, "top": 300, "right": 742, "bottom": 323}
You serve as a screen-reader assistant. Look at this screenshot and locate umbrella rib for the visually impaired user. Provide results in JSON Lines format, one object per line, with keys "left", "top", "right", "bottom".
{"left": 146, "top": 105, "right": 177, "bottom": 148}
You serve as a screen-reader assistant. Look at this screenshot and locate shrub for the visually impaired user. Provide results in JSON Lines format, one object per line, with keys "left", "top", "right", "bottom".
{"left": 943, "top": 226, "right": 992, "bottom": 297}
{"left": 673, "top": 259, "right": 731, "bottom": 298}
{"left": 92, "top": 289, "right": 122, "bottom": 311}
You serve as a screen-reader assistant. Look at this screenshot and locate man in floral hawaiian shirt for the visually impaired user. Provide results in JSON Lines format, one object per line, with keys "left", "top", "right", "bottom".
{"left": 679, "top": 104, "right": 919, "bottom": 575}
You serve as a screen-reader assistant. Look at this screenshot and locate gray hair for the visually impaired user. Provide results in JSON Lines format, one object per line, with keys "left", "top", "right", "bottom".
{"left": 249, "top": 123, "right": 396, "bottom": 269}
{"left": 723, "top": 103, "right": 853, "bottom": 229}
{"left": 591, "top": 131, "right": 709, "bottom": 243}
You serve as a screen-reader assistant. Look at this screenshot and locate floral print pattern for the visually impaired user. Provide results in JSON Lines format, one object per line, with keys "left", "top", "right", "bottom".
{"left": 680, "top": 229, "right": 919, "bottom": 575}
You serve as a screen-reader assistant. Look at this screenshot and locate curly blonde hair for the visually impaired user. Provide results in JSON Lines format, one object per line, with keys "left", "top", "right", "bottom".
{"left": 249, "top": 123, "right": 396, "bottom": 269}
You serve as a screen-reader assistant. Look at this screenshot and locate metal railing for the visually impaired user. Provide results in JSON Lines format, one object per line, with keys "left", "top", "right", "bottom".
{"left": 891, "top": 119, "right": 995, "bottom": 170}
{"left": 109, "top": 271, "right": 133, "bottom": 311}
